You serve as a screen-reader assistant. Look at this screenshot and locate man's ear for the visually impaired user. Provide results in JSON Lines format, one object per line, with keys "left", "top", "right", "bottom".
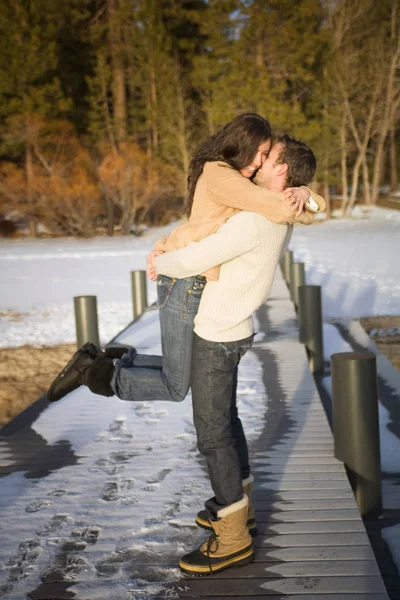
{"left": 277, "top": 162, "right": 288, "bottom": 177}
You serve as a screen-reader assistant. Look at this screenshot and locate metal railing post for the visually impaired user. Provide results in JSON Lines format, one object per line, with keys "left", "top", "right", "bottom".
{"left": 331, "top": 351, "right": 382, "bottom": 518}
{"left": 280, "top": 250, "right": 293, "bottom": 285}
{"left": 131, "top": 270, "right": 148, "bottom": 319}
{"left": 74, "top": 295, "right": 100, "bottom": 349}
{"left": 290, "top": 262, "right": 306, "bottom": 307}
{"left": 298, "top": 285, "right": 324, "bottom": 375}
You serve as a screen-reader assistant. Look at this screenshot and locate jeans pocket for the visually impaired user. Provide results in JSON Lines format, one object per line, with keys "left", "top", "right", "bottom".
{"left": 220, "top": 334, "right": 255, "bottom": 359}
{"left": 191, "top": 276, "right": 207, "bottom": 294}
{"left": 239, "top": 333, "right": 255, "bottom": 357}
{"left": 180, "top": 276, "right": 206, "bottom": 319}
{"left": 157, "top": 275, "right": 175, "bottom": 309}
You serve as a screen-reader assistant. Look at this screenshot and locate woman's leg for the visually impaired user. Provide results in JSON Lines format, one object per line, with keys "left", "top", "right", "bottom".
{"left": 111, "top": 275, "right": 205, "bottom": 402}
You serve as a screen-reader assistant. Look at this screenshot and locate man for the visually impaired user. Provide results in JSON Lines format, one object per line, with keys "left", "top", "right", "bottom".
{"left": 47, "top": 133, "right": 318, "bottom": 574}
{"left": 151, "top": 135, "right": 317, "bottom": 575}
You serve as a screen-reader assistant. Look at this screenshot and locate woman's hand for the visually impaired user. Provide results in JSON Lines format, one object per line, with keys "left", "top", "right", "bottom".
{"left": 283, "top": 187, "right": 310, "bottom": 217}
{"left": 146, "top": 249, "right": 164, "bottom": 281}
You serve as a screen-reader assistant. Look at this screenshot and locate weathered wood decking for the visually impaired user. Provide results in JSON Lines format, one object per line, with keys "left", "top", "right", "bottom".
{"left": 0, "top": 271, "right": 391, "bottom": 599}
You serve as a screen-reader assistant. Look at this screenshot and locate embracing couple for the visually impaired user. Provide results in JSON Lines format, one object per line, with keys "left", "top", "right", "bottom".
{"left": 48, "top": 113, "right": 325, "bottom": 575}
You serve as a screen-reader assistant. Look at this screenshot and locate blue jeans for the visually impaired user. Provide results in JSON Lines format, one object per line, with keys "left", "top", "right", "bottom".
{"left": 111, "top": 275, "right": 206, "bottom": 402}
{"left": 190, "top": 332, "right": 254, "bottom": 518}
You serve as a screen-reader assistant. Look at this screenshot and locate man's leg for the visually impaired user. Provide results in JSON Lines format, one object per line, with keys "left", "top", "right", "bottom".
{"left": 179, "top": 332, "right": 254, "bottom": 575}
{"left": 230, "top": 365, "right": 250, "bottom": 480}
{"left": 229, "top": 366, "right": 257, "bottom": 533}
{"left": 195, "top": 363, "right": 257, "bottom": 535}
{"left": 191, "top": 334, "right": 250, "bottom": 513}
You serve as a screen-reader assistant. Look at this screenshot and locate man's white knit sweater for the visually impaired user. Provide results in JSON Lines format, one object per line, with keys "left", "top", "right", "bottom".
{"left": 155, "top": 211, "right": 292, "bottom": 343}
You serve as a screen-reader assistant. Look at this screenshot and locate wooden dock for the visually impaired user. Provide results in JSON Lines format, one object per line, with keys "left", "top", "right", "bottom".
{"left": 0, "top": 271, "right": 391, "bottom": 599}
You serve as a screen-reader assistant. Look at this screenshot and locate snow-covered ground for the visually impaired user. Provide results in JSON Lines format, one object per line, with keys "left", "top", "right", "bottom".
{"left": 0, "top": 222, "right": 176, "bottom": 349}
{"left": 1, "top": 206, "right": 399, "bottom": 349}
{"left": 290, "top": 206, "right": 400, "bottom": 319}
{"left": 0, "top": 206, "right": 400, "bottom": 597}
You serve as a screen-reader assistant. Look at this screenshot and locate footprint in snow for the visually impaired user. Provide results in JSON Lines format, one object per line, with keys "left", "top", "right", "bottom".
{"left": 101, "top": 479, "right": 137, "bottom": 502}
{"left": 2, "top": 539, "right": 41, "bottom": 590}
{"left": 25, "top": 499, "right": 52, "bottom": 513}
{"left": 36, "top": 514, "right": 70, "bottom": 537}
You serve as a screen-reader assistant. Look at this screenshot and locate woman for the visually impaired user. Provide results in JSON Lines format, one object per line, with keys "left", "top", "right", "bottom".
{"left": 47, "top": 113, "right": 323, "bottom": 404}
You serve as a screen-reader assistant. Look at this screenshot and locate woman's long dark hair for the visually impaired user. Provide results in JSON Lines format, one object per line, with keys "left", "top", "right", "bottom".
{"left": 185, "top": 113, "right": 272, "bottom": 216}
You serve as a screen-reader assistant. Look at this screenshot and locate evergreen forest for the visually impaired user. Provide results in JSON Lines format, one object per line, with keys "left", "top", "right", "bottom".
{"left": 0, "top": 0, "right": 398, "bottom": 237}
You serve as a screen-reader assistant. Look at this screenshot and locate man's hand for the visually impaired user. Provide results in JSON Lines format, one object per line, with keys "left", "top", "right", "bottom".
{"left": 283, "top": 187, "right": 310, "bottom": 217}
{"left": 146, "top": 249, "right": 164, "bottom": 281}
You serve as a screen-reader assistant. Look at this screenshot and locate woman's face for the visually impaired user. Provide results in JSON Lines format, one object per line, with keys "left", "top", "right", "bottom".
{"left": 240, "top": 139, "right": 272, "bottom": 178}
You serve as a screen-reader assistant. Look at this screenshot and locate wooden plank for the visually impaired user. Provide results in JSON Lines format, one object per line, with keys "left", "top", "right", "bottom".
{"left": 252, "top": 457, "right": 340, "bottom": 465}
{"left": 255, "top": 480, "right": 350, "bottom": 492}
{"left": 253, "top": 471, "right": 348, "bottom": 480}
{"left": 254, "top": 509, "right": 361, "bottom": 522}
{"left": 252, "top": 489, "right": 354, "bottom": 501}
{"left": 262, "top": 451, "right": 334, "bottom": 457}
{"left": 271, "top": 440, "right": 334, "bottom": 446}
{"left": 252, "top": 498, "right": 358, "bottom": 511}
{"left": 252, "top": 464, "right": 345, "bottom": 473}
{"left": 253, "top": 546, "right": 376, "bottom": 562}
{"left": 164, "top": 596, "right": 390, "bottom": 600}
{"left": 252, "top": 465, "right": 348, "bottom": 481}
{"left": 254, "top": 532, "right": 371, "bottom": 547}
{"left": 174, "top": 576, "right": 388, "bottom": 596}
{"left": 211, "top": 561, "right": 380, "bottom": 578}
{"left": 256, "top": 520, "right": 365, "bottom": 535}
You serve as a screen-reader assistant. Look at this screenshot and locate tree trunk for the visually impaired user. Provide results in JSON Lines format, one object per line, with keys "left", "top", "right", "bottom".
{"left": 106, "top": 197, "right": 115, "bottom": 236}
{"left": 113, "top": 62, "right": 127, "bottom": 144}
{"left": 108, "top": 0, "right": 127, "bottom": 144}
{"left": 371, "top": 136, "right": 386, "bottom": 205}
{"left": 323, "top": 151, "right": 331, "bottom": 219}
{"left": 256, "top": 39, "right": 263, "bottom": 68}
{"left": 390, "top": 125, "right": 398, "bottom": 191}
{"left": 206, "top": 98, "right": 215, "bottom": 136}
{"left": 340, "top": 118, "right": 348, "bottom": 213}
{"left": 362, "top": 159, "right": 371, "bottom": 204}
{"left": 346, "top": 151, "right": 364, "bottom": 215}
{"left": 344, "top": 90, "right": 379, "bottom": 213}
{"left": 150, "top": 63, "right": 158, "bottom": 152}
{"left": 28, "top": 219, "right": 37, "bottom": 237}
{"left": 175, "top": 67, "right": 190, "bottom": 194}
{"left": 100, "top": 56, "right": 119, "bottom": 160}
{"left": 25, "top": 142, "right": 37, "bottom": 238}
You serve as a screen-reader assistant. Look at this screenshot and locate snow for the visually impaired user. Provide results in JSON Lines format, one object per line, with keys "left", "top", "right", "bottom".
{"left": 0, "top": 224, "right": 176, "bottom": 348}
{"left": 1, "top": 206, "right": 399, "bottom": 349}
{"left": 0, "top": 205, "right": 400, "bottom": 596}
{"left": 290, "top": 206, "right": 400, "bottom": 319}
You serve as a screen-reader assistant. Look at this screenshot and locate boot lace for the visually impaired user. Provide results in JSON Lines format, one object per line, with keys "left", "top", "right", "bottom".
{"left": 205, "top": 532, "right": 220, "bottom": 574}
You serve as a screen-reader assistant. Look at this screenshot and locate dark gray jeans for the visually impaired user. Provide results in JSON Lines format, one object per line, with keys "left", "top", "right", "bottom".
{"left": 190, "top": 332, "right": 254, "bottom": 518}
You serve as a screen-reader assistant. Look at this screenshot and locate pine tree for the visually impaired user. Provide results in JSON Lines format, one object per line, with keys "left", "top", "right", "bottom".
{"left": 0, "top": 0, "right": 71, "bottom": 235}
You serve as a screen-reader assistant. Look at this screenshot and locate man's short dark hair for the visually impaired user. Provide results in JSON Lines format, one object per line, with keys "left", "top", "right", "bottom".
{"left": 276, "top": 134, "right": 316, "bottom": 188}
